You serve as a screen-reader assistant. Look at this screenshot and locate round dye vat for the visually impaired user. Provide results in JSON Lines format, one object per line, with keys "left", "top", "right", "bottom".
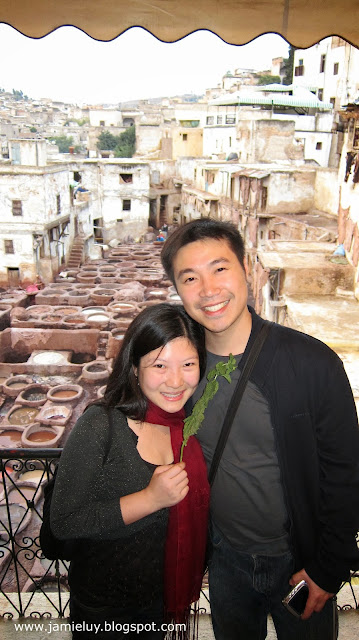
{"left": 32, "top": 352, "right": 68, "bottom": 365}
{"left": 82, "top": 307, "right": 105, "bottom": 316}
{"left": 8, "top": 407, "right": 39, "bottom": 426}
{"left": 0, "top": 429, "right": 23, "bottom": 444}
{"left": 63, "top": 316, "right": 86, "bottom": 324}
{"left": 3, "top": 376, "right": 31, "bottom": 397}
{"left": 47, "top": 384, "right": 83, "bottom": 404}
{"left": 7, "top": 485, "right": 37, "bottom": 507}
{"left": 0, "top": 504, "right": 27, "bottom": 537}
{"left": 27, "top": 430, "right": 57, "bottom": 443}
{"left": 86, "top": 314, "right": 109, "bottom": 323}
{"left": 22, "top": 389, "right": 47, "bottom": 402}
{"left": 51, "top": 389, "right": 78, "bottom": 399}
{"left": 19, "top": 470, "right": 46, "bottom": 484}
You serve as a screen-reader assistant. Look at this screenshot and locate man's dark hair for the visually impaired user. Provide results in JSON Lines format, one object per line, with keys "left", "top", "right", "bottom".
{"left": 102, "top": 303, "right": 206, "bottom": 421}
{"left": 161, "top": 217, "right": 245, "bottom": 283}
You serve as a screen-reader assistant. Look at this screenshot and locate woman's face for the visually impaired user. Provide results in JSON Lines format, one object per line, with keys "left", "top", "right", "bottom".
{"left": 135, "top": 337, "right": 200, "bottom": 413}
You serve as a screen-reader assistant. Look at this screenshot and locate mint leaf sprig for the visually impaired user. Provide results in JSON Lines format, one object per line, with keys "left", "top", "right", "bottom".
{"left": 179, "top": 354, "right": 237, "bottom": 461}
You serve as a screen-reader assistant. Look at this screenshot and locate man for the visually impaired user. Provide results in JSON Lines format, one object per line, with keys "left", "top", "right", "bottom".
{"left": 161, "top": 217, "right": 359, "bottom": 640}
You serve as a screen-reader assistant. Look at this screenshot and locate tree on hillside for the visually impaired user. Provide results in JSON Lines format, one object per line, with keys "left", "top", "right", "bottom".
{"left": 97, "top": 130, "right": 120, "bottom": 150}
{"left": 114, "top": 126, "right": 136, "bottom": 158}
{"left": 256, "top": 74, "right": 281, "bottom": 85}
{"left": 12, "top": 88, "right": 28, "bottom": 101}
{"left": 282, "top": 46, "right": 296, "bottom": 85}
{"left": 49, "top": 135, "right": 80, "bottom": 153}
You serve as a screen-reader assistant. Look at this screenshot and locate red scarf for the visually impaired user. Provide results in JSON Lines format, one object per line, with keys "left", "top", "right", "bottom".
{"left": 145, "top": 400, "right": 210, "bottom": 623}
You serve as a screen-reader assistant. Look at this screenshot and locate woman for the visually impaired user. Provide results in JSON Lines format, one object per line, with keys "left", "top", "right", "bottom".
{"left": 50, "top": 303, "right": 209, "bottom": 639}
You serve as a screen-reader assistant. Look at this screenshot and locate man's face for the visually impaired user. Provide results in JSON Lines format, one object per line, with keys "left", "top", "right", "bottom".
{"left": 173, "top": 238, "right": 249, "bottom": 337}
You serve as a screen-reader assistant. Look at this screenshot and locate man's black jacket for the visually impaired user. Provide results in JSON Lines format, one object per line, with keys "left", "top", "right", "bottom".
{"left": 241, "top": 308, "right": 359, "bottom": 593}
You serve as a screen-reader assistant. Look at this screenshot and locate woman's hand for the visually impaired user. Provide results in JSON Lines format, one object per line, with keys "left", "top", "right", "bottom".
{"left": 146, "top": 462, "right": 189, "bottom": 510}
{"left": 120, "top": 462, "right": 188, "bottom": 524}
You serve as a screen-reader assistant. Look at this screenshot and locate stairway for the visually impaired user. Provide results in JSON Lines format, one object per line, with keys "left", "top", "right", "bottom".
{"left": 67, "top": 236, "right": 85, "bottom": 269}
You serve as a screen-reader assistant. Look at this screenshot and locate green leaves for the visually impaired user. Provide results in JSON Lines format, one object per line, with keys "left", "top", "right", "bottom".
{"left": 179, "top": 354, "right": 237, "bottom": 461}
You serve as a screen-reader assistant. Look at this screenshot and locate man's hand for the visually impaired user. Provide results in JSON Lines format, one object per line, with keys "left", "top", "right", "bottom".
{"left": 289, "top": 569, "right": 334, "bottom": 620}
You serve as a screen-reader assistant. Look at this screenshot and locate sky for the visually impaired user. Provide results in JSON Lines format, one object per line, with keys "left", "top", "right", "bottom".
{"left": 0, "top": 24, "right": 289, "bottom": 105}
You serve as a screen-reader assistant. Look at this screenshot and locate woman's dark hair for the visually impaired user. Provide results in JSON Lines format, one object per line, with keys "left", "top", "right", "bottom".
{"left": 103, "top": 303, "right": 206, "bottom": 420}
{"left": 161, "top": 217, "right": 245, "bottom": 284}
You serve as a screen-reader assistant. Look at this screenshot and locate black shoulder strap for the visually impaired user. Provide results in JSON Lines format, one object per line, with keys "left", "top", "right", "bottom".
{"left": 208, "top": 322, "right": 272, "bottom": 486}
{"left": 103, "top": 406, "right": 114, "bottom": 464}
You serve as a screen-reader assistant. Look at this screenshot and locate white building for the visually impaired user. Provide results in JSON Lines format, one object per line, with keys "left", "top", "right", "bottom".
{"left": 293, "top": 37, "right": 359, "bottom": 109}
{"left": 203, "top": 85, "right": 333, "bottom": 166}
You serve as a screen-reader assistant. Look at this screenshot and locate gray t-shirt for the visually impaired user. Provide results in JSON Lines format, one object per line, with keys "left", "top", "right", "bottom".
{"left": 193, "top": 352, "right": 290, "bottom": 555}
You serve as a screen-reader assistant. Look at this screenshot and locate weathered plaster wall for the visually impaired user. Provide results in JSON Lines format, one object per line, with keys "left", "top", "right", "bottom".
{"left": 266, "top": 169, "right": 316, "bottom": 214}
{"left": 0, "top": 166, "right": 71, "bottom": 287}
{"left": 137, "top": 125, "right": 162, "bottom": 155}
{"left": 254, "top": 120, "right": 303, "bottom": 164}
{"left": 314, "top": 169, "right": 340, "bottom": 215}
{"left": 172, "top": 128, "right": 203, "bottom": 158}
{"left": 203, "top": 125, "right": 236, "bottom": 159}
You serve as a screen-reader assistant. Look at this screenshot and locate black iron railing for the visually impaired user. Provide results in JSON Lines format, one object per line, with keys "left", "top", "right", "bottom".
{"left": 0, "top": 449, "right": 358, "bottom": 620}
{"left": 0, "top": 449, "right": 69, "bottom": 619}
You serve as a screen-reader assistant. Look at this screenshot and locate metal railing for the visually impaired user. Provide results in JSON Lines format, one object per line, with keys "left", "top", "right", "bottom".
{"left": 0, "top": 449, "right": 358, "bottom": 620}
{"left": 0, "top": 449, "right": 69, "bottom": 619}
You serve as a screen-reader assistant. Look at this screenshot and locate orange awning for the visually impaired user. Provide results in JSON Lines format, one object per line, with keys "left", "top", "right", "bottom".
{"left": 0, "top": 0, "right": 358, "bottom": 48}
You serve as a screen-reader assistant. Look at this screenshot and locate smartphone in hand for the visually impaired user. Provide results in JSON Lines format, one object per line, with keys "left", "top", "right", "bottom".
{"left": 282, "top": 580, "right": 309, "bottom": 618}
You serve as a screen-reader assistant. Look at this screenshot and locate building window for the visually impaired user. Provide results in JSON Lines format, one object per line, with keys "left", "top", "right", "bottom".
{"left": 294, "top": 59, "right": 304, "bottom": 76}
{"left": 353, "top": 124, "right": 359, "bottom": 149}
{"left": 229, "top": 136, "right": 232, "bottom": 146}
{"left": 316, "top": 142, "right": 323, "bottom": 150}
{"left": 206, "top": 116, "right": 214, "bottom": 125}
{"left": 318, "top": 88, "right": 324, "bottom": 101}
{"left": 12, "top": 200, "right": 22, "bottom": 216}
{"left": 333, "top": 62, "right": 339, "bottom": 75}
{"left": 119, "top": 173, "right": 133, "bottom": 184}
{"left": 225, "top": 115, "right": 236, "bottom": 124}
{"left": 56, "top": 194, "right": 61, "bottom": 215}
{"left": 320, "top": 54, "right": 326, "bottom": 73}
{"left": 182, "top": 133, "right": 188, "bottom": 141}
{"left": 330, "top": 97, "right": 336, "bottom": 108}
{"left": 4, "top": 239, "right": 14, "bottom": 254}
{"left": 122, "top": 199, "right": 131, "bottom": 211}
{"left": 217, "top": 116, "right": 223, "bottom": 125}
{"left": 100, "top": 120, "right": 105, "bottom": 126}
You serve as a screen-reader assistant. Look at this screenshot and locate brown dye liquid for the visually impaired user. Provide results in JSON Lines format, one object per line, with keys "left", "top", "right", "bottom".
{"left": 28, "top": 430, "right": 55, "bottom": 442}
{"left": 9, "top": 407, "right": 39, "bottom": 425}
{"left": 51, "top": 389, "right": 78, "bottom": 399}
{"left": 0, "top": 429, "right": 22, "bottom": 443}
{"left": 7, "top": 382, "right": 27, "bottom": 389}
